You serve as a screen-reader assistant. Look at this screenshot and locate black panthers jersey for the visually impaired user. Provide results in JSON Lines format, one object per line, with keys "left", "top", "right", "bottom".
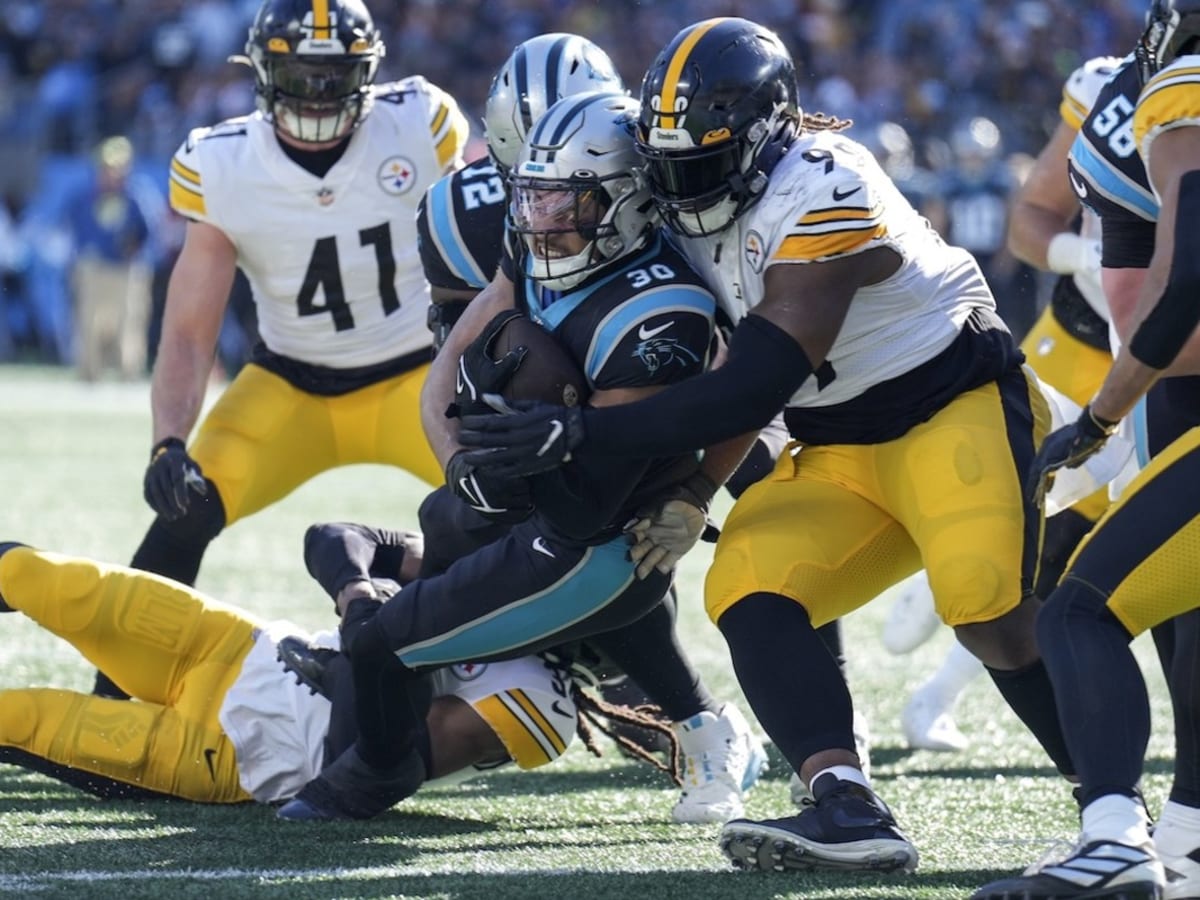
{"left": 416, "top": 157, "right": 508, "bottom": 292}
{"left": 509, "top": 231, "right": 718, "bottom": 540}
{"left": 1068, "top": 55, "right": 1158, "bottom": 269}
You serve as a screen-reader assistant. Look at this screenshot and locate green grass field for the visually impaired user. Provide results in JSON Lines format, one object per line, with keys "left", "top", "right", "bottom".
{"left": 0, "top": 366, "right": 1176, "bottom": 899}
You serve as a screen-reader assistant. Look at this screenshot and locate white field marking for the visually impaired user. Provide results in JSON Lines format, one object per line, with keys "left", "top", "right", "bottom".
{"left": 0, "top": 863, "right": 673, "bottom": 890}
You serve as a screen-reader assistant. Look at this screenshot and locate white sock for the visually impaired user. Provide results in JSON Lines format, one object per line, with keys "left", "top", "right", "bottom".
{"left": 1155, "top": 800, "right": 1200, "bottom": 855}
{"left": 1081, "top": 793, "right": 1152, "bottom": 846}
{"left": 919, "top": 642, "right": 985, "bottom": 708}
{"left": 809, "top": 764, "right": 870, "bottom": 793}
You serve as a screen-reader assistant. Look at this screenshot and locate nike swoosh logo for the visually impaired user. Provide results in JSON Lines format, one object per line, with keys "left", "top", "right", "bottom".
{"left": 829, "top": 805, "right": 885, "bottom": 829}
{"left": 832, "top": 185, "right": 862, "bottom": 202}
{"left": 1068, "top": 169, "right": 1088, "bottom": 198}
{"left": 550, "top": 699, "right": 572, "bottom": 718}
{"left": 532, "top": 536, "right": 555, "bottom": 558}
{"left": 638, "top": 321, "right": 674, "bottom": 340}
{"left": 537, "top": 420, "right": 564, "bottom": 458}
{"left": 203, "top": 748, "right": 218, "bottom": 782}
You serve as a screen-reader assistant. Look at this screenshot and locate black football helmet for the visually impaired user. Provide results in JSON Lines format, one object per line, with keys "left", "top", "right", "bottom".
{"left": 243, "top": 0, "right": 384, "bottom": 144}
{"left": 636, "top": 17, "right": 800, "bottom": 236}
{"left": 1137, "top": 0, "right": 1200, "bottom": 82}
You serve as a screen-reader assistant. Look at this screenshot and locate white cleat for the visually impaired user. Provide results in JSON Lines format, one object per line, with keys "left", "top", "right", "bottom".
{"left": 901, "top": 685, "right": 969, "bottom": 752}
{"left": 880, "top": 571, "right": 940, "bottom": 655}
{"left": 671, "top": 704, "right": 769, "bottom": 824}
{"left": 1154, "top": 815, "right": 1200, "bottom": 899}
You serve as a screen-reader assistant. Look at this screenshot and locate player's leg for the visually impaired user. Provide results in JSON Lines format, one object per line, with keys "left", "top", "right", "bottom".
{"left": 706, "top": 452, "right": 921, "bottom": 873}
{"left": 0, "top": 543, "right": 259, "bottom": 707}
{"left": 0, "top": 688, "right": 247, "bottom": 803}
{"left": 364, "top": 362, "right": 445, "bottom": 487}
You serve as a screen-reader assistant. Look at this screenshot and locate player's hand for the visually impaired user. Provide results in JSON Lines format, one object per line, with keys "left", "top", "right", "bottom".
{"left": 143, "top": 437, "right": 207, "bottom": 521}
{"left": 444, "top": 449, "right": 533, "bottom": 523}
{"left": 458, "top": 402, "right": 585, "bottom": 478}
{"left": 1026, "top": 404, "right": 1118, "bottom": 509}
{"left": 450, "top": 309, "right": 527, "bottom": 418}
{"left": 625, "top": 471, "right": 719, "bottom": 579}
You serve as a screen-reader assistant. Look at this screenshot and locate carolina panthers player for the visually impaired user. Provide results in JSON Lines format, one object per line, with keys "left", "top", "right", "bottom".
{"left": 455, "top": 17, "right": 1082, "bottom": 875}
{"left": 887, "top": 55, "right": 1124, "bottom": 755}
{"left": 975, "top": 4, "right": 1200, "bottom": 897}
{"left": 415, "top": 34, "right": 766, "bottom": 825}
{"left": 103, "top": 0, "right": 470, "bottom": 698}
{"left": 0, "top": 533, "right": 578, "bottom": 805}
{"left": 277, "top": 92, "right": 761, "bottom": 822}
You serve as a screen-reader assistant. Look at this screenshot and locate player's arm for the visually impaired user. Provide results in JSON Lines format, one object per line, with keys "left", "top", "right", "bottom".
{"left": 1007, "top": 120, "right": 1091, "bottom": 272}
{"left": 419, "top": 270, "right": 516, "bottom": 468}
{"left": 1091, "top": 126, "right": 1200, "bottom": 420}
{"left": 150, "top": 219, "right": 236, "bottom": 444}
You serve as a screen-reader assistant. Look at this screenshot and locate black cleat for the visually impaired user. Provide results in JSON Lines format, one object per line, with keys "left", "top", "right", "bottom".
{"left": 720, "top": 774, "right": 918, "bottom": 873}
{"left": 276, "top": 744, "right": 426, "bottom": 821}
{"left": 971, "top": 839, "right": 1165, "bottom": 899}
{"left": 276, "top": 635, "right": 339, "bottom": 700}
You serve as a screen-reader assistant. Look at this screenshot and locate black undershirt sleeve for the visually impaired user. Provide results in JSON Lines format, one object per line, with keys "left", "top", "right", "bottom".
{"left": 581, "top": 314, "right": 811, "bottom": 457}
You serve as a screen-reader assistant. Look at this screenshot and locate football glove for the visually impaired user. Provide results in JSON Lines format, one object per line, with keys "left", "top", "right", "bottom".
{"left": 143, "top": 437, "right": 207, "bottom": 521}
{"left": 445, "top": 449, "right": 533, "bottom": 523}
{"left": 1026, "top": 404, "right": 1119, "bottom": 509}
{"left": 625, "top": 471, "right": 720, "bottom": 579}
{"left": 458, "top": 402, "right": 586, "bottom": 478}
{"left": 448, "top": 309, "right": 527, "bottom": 418}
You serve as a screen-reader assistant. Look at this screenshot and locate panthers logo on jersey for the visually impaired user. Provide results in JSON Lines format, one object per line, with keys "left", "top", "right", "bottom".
{"left": 634, "top": 336, "right": 701, "bottom": 375}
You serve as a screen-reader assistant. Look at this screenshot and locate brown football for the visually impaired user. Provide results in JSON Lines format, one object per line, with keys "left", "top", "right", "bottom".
{"left": 491, "top": 314, "right": 588, "bottom": 407}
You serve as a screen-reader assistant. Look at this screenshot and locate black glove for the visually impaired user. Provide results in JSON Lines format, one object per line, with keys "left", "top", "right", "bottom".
{"left": 1026, "top": 404, "right": 1119, "bottom": 509}
{"left": 143, "top": 437, "right": 207, "bottom": 521}
{"left": 448, "top": 309, "right": 528, "bottom": 418}
{"left": 458, "top": 402, "right": 586, "bottom": 478}
{"left": 445, "top": 449, "right": 533, "bottom": 523}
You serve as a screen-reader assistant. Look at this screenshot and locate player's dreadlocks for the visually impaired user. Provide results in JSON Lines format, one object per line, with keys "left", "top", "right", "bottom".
{"left": 801, "top": 110, "right": 853, "bottom": 133}
{"left": 570, "top": 681, "right": 682, "bottom": 786}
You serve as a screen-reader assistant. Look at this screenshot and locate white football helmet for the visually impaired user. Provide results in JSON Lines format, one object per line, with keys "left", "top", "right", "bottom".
{"left": 484, "top": 33, "right": 626, "bottom": 174}
{"left": 510, "top": 92, "right": 656, "bottom": 291}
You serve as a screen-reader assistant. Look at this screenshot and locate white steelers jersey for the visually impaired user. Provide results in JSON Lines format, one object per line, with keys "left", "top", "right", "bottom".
{"left": 1060, "top": 56, "right": 1122, "bottom": 321}
{"left": 218, "top": 621, "right": 577, "bottom": 803}
{"left": 1134, "top": 55, "right": 1200, "bottom": 184}
{"left": 168, "top": 76, "right": 469, "bottom": 368}
{"left": 677, "top": 129, "right": 994, "bottom": 408}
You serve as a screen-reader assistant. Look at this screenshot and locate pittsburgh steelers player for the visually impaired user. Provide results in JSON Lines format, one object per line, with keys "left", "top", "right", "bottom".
{"left": 889, "top": 54, "right": 1123, "bottom": 755}
{"left": 0, "top": 529, "right": 579, "bottom": 806}
{"left": 101, "top": 0, "right": 468, "bottom": 698}
{"left": 276, "top": 91, "right": 762, "bottom": 822}
{"left": 455, "top": 17, "right": 1081, "bottom": 875}
{"left": 416, "top": 33, "right": 768, "bottom": 826}
{"left": 974, "top": 3, "right": 1200, "bottom": 897}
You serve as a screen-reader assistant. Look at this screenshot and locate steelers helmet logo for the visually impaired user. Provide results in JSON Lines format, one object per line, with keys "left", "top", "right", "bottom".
{"left": 378, "top": 156, "right": 417, "bottom": 195}
{"left": 451, "top": 662, "right": 488, "bottom": 681}
{"left": 745, "top": 229, "right": 766, "bottom": 273}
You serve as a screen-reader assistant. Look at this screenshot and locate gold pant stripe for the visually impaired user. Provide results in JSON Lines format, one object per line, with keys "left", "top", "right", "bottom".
{"left": 190, "top": 363, "right": 443, "bottom": 525}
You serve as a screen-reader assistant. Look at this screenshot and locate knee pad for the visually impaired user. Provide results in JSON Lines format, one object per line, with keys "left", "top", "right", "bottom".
{"left": 1037, "top": 578, "right": 1123, "bottom": 650}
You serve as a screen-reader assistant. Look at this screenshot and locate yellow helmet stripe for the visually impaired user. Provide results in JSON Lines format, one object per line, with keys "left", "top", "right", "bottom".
{"left": 311, "top": 0, "right": 331, "bottom": 40}
{"left": 659, "top": 18, "right": 726, "bottom": 129}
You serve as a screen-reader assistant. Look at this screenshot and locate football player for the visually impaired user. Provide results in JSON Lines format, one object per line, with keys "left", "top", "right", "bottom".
{"left": 276, "top": 92, "right": 765, "bottom": 822}
{"left": 0, "top": 534, "right": 579, "bottom": 805}
{"left": 107, "top": 0, "right": 470, "bottom": 697}
{"left": 454, "top": 17, "right": 1084, "bottom": 875}
{"left": 888, "top": 55, "right": 1124, "bottom": 755}
{"left": 974, "top": 3, "right": 1200, "bottom": 897}
{"left": 415, "top": 34, "right": 766, "bottom": 825}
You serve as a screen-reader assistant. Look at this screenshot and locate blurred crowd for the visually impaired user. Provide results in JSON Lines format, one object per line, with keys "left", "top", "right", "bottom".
{"left": 0, "top": 0, "right": 1147, "bottom": 376}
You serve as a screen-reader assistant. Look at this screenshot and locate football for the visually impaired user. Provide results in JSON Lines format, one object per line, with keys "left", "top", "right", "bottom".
{"left": 491, "top": 314, "right": 588, "bottom": 408}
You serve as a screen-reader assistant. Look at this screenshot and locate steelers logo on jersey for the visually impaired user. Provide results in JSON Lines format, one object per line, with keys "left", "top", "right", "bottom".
{"left": 378, "top": 156, "right": 418, "bottom": 195}
{"left": 451, "top": 661, "right": 489, "bottom": 681}
{"left": 745, "top": 229, "right": 766, "bottom": 273}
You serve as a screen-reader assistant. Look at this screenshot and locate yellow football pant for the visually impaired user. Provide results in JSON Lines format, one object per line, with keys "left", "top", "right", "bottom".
{"left": 1020, "top": 306, "right": 1113, "bottom": 522}
{"left": 0, "top": 546, "right": 255, "bottom": 802}
{"left": 706, "top": 375, "right": 1049, "bottom": 628}
{"left": 1067, "top": 426, "right": 1200, "bottom": 636}
{"left": 191, "top": 362, "right": 443, "bottom": 526}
